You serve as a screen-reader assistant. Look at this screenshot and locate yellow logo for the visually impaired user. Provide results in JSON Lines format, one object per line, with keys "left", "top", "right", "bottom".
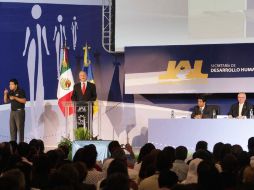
{"left": 60, "top": 78, "right": 72, "bottom": 90}
{"left": 159, "top": 60, "right": 208, "bottom": 80}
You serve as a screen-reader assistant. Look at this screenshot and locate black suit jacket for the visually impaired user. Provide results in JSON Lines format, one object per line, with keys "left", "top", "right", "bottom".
{"left": 71, "top": 81, "right": 97, "bottom": 103}
{"left": 191, "top": 105, "right": 213, "bottom": 119}
{"left": 228, "top": 101, "right": 253, "bottom": 118}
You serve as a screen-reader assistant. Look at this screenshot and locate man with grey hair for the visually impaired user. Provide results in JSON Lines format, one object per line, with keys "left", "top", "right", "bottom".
{"left": 228, "top": 92, "right": 253, "bottom": 118}
{"left": 71, "top": 71, "right": 97, "bottom": 128}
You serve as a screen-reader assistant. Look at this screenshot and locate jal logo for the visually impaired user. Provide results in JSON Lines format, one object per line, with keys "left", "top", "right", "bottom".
{"left": 159, "top": 60, "right": 208, "bottom": 80}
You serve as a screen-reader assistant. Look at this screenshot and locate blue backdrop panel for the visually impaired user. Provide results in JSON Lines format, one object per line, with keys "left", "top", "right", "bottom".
{"left": 125, "top": 44, "right": 254, "bottom": 94}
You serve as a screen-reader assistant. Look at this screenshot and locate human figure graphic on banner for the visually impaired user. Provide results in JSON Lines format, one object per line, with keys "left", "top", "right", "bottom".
{"left": 71, "top": 16, "right": 78, "bottom": 50}
{"left": 53, "top": 15, "right": 67, "bottom": 78}
{"left": 22, "top": 4, "right": 50, "bottom": 136}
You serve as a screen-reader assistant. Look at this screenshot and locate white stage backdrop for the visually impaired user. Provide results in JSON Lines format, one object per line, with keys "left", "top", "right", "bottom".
{"left": 115, "top": 0, "right": 254, "bottom": 52}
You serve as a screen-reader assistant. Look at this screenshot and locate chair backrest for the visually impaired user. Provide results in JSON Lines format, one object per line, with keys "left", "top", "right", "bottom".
{"left": 208, "top": 105, "right": 220, "bottom": 115}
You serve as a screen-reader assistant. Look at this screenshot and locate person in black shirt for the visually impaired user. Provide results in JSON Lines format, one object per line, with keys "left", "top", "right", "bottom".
{"left": 3, "top": 79, "right": 26, "bottom": 142}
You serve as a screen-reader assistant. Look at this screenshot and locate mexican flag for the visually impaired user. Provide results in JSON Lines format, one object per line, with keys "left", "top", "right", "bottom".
{"left": 57, "top": 47, "right": 74, "bottom": 116}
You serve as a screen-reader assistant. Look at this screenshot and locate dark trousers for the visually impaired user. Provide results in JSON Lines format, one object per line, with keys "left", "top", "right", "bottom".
{"left": 10, "top": 110, "right": 25, "bottom": 142}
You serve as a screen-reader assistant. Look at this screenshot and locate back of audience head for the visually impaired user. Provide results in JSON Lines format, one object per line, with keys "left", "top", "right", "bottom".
{"left": 197, "top": 160, "right": 222, "bottom": 190}
{"left": 220, "top": 143, "right": 232, "bottom": 161}
{"left": 213, "top": 142, "right": 224, "bottom": 163}
{"left": 0, "top": 175, "right": 20, "bottom": 190}
{"left": 82, "top": 144, "right": 98, "bottom": 170}
{"left": 9, "top": 141, "right": 18, "bottom": 154}
{"left": 73, "top": 147, "right": 85, "bottom": 163}
{"left": 248, "top": 137, "right": 254, "bottom": 156}
{"left": 58, "top": 144, "right": 69, "bottom": 160}
{"left": 1, "top": 169, "right": 25, "bottom": 190}
{"left": 237, "top": 151, "right": 250, "bottom": 169}
{"left": 108, "top": 140, "right": 121, "bottom": 156}
{"left": 46, "top": 149, "right": 65, "bottom": 170}
{"left": 18, "top": 142, "right": 30, "bottom": 158}
{"left": 193, "top": 150, "right": 213, "bottom": 163}
{"left": 157, "top": 149, "right": 174, "bottom": 171}
{"left": 137, "top": 143, "right": 155, "bottom": 163}
{"left": 72, "top": 161, "right": 88, "bottom": 183}
{"left": 58, "top": 163, "right": 79, "bottom": 184}
{"left": 111, "top": 147, "right": 126, "bottom": 161}
{"left": 158, "top": 169, "right": 178, "bottom": 189}
{"left": 175, "top": 146, "right": 188, "bottom": 161}
{"left": 103, "top": 173, "right": 129, "bottom": 190}
{"left": 221, "top": 153, "right": 238, "bottom": 173}
{"left": 195, "top": 141, "right": 208, "bottom": 152}
{"left": 163, "top": 146, "right": 176, "bottom": 163}
{"left": 232, "top": 144, "right": 243, "bottom": 157}
{"left": 139, "top": 149, "right": 161, "bottom": 180}
{"left": 107, "top": 159, "right": 128, "bottom": 177}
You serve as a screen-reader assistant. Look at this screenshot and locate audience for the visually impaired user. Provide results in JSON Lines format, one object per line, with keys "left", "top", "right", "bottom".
{"left": 2, "top": 137, "right": 254, "bottom": 190}
{"left": 171, "top": 146, "right": 188, "bottom": 182}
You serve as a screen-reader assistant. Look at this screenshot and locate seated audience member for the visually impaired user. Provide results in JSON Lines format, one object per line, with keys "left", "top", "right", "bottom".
{"left": 31, "top": 154, "right": 51, "bottom": 189}
{"left": 212, "top": 142, "right": 224, "bottom": 172}
{"left": 139, "top": 149, "right": 161, "bottom": 182}
{"left": 248, "top": 137, "right": 254, "bottom": 157}
{"left": 100, "top": 159, "right": 138, "bottom": 190}
{"left": 102, "top": 173, "right": 130, "bottom": 190}
{"left": 242, "top": 166, "right": 254, "bottom": 184}
{"left": 228, "top": 92, "right": 253, "bottom": 118}
{"left": 220, "top": 154, "right": 239, "bottom": 189}
{"left": 158, "top": 170, "right": 178, "bottom": 190}
{"left": 82, "top": 145, "right": 104, "bottom": 185}
{"left": 139, "top": 150, "right": 176, "bottom": 190}
{"left": 182, "top": 158, "right": 203, "bottom": 184}
{"left": 172, "top": 184, "right": 199, "bottom": 190}
{"left": 1, "top": 169, "right": 25, "bottom": 190}
{"left": 163, "top": 146, "right": 175, "bottom": 164}
{"left": 73, "top": 161, "right": 96, "bottom": 190}
{"left": 102, "top": 141, "right": 121, "bottom": 172}
{"left": 191, "top": 95, "right": 214, "bottom": 119}
{"left": 195, "top": 141, "right": 208, "bottom": 152}
{"left": 103, "top": 141, "right": 136, "bottom": 173}
{"left": 197, "top": 161, "right": 222, "bottom": 190}
{"left": 172, "top": 146, "right": 188, "bottom": 182}
{"left": 134, "top": 143, "right": 155, "bottom": 173}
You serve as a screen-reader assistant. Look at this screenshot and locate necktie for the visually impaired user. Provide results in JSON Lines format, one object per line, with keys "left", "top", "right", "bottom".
{"left": 82, "top": 82, "right": 86, "bottom": 94}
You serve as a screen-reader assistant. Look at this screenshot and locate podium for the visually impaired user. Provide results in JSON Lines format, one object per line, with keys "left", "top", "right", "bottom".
{"left": 63, "top": 101, "right": 97, "bottom": 140}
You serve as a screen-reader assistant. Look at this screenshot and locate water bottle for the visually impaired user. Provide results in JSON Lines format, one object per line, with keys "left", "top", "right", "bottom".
{"left": 171, "top": 110, "right": 175, "bottom": 119}
{"left": 250, "top": 109, "right": 253, "bottom": 119}
{"left": 212, "top": 109, "right": 216, "bottom": 119}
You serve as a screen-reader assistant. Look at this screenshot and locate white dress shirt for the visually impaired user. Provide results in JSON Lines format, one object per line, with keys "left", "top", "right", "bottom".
{"left": 239, "top": 103, "right": 244, "bottom": 117}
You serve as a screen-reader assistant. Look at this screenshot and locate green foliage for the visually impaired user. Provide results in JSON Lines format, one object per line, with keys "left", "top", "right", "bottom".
{"left": 58, "top": 136, "right": 72, "bottom": 160}
{"left": 74, "top": 127, "right": 91, "bottom": 140}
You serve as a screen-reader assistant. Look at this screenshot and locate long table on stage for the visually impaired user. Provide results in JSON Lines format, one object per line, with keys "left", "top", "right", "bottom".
{"left": 148, "top": 119, "right": 254, "bottom": 152}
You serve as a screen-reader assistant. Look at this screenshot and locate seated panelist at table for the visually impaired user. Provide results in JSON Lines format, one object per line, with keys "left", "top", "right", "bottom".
{"left": 191, "top": 96, "right": 214, "bottom": 119}
{"left": 228, "top": 92, "right": 253, "bottom": 119}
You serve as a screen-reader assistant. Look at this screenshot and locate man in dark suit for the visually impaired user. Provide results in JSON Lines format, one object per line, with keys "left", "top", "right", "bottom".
{"left": 228, "top": 92, "right": 253, "bottom": 118}
{"left": 71, "top": 71, "right": 97, "bottom": 128}
{"left": 191, "top": 96, "right": 213, "bottom": 119}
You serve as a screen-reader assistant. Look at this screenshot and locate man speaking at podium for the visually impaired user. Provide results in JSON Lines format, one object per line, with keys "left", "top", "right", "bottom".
{"left": 71, "top": 71, "right": 97, "bottom": 128}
